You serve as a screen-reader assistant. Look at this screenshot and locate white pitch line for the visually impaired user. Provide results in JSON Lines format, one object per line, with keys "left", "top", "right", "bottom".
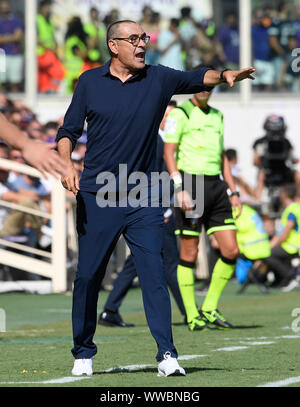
{"left": 240, "top": 341, "right": 275, "bottom": 346}
{"left": 212, "top": 346, "right": 249, "bottom": 352}
{"left": 258, "top": 375, "right": 300, "bottom": 387}
{"left": 178, "top": 354, "right": 207, "bottom": 360}
{"left": 105, "top": 364, "right": 153, "bottom": 373}
{"left": 104, "top": 355, "right": 208, "bottom": 373}
{"left": 276, "top": 335, "right": 300, "bottom": 339}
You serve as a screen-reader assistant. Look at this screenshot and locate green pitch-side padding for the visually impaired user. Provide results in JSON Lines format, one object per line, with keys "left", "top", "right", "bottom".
{"left": 201, "top": 258, "right": 235, "bottom": 312}
{"left": 164, "top": 99, "right": 224, "bottom": 176}
{"left": 177, "top": 264, "right": 199, "bottom": 323}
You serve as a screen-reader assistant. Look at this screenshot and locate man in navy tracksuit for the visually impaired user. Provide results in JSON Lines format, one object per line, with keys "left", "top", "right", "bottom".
{"left": 56, "top": 20, "right": 255, "bottom": 377}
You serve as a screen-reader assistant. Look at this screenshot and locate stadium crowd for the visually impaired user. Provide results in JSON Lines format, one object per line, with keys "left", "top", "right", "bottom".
{"left": 0, "top": 1, "right": 300, "bottom": 93}
{"left": 0, "top": 1, "right": 299, "bottom": 297}
{"left": 0, "top": 92, "right": 84, "bottom": 280}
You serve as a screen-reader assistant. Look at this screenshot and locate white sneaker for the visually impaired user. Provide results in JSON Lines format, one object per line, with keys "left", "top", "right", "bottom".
{"left": 72, "top": 358, "right": 93, "bottom": 376}
{"left": 157, "top": 352, "right": 186, "bottom": 377}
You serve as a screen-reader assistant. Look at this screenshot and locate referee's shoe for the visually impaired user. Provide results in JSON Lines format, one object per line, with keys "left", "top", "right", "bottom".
{"left": 200, "top": 309, "right": 234, "bottom": 329}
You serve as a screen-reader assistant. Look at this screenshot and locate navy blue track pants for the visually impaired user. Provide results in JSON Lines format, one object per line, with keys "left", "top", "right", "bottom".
{"left": 104, "top": 214, "right": 186, "bottom": 316}
{"left": 71, "top": 191, "right": 178, "bottom": 361}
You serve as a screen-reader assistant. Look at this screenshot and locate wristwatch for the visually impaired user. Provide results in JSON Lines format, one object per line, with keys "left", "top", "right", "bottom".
{"left": 227, "top": 188, "right": 240, "bottom": 198}
{"left": 171, "top": 172, "right": 183, "bottom": 191}
{"left": 220, "top": 68, "right": 230, "bottom": 83}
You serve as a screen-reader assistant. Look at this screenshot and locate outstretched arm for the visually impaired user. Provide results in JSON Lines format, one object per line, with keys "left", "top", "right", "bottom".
{"left": 203, "top": 67, "right": 256, "bottom": 88}
{"left": 0, "top": 113, "right": 67, "bottom": 178}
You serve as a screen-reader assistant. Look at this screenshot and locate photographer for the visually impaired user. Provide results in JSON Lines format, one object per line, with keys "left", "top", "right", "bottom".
{"left": 253, "top": 114, "right": 299, "bottom": 208}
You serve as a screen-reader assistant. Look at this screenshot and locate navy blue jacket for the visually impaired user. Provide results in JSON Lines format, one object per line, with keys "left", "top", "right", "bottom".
{"left": 56, "top": 60, "right": 211, "bottom": 192}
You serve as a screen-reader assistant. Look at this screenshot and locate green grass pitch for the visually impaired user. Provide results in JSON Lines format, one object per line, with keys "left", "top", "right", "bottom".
{"left": 0, "top": 281, "right": 300, "bottom": 388}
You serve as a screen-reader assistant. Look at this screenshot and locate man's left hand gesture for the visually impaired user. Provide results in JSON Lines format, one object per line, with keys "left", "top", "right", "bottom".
{"left": 224, "top": 67, "right": 256, "bottom": 88}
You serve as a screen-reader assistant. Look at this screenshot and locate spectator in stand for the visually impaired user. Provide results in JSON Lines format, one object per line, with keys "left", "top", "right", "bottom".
{"left": 218, "top": 11, "right": 240, "bottom": 71}
{"left": 268, "top": 1, "right": 298, "bottom": 90}
{"left": 0, "top": 143, "right": 16, "bottom": 232}
{"left": 9, "top": 110, "right": 22, "bottom": 128}
{"left": 190, "top": 20, "right": 225, "bottom": 70}
{"left": 84, "top": 7, "right": 106, "bottom": 66}
{"left": 7, "top": 146, "right": 52, "bottom": 224}
{"left": 0, "top": 145, "right": 43, "bottom": 270}
{"left": 152, "top": 12, "right": 161, "bottom": 28}
{"left": 178, "top": 7, "right": 197, "bottom": 69}
{"left": 252, "top": 8, "right": 274, "bottom": 91}
{"left": 0, "top": 0, "right": 24, "bottom": 92}
{"left": 157, "top": 18, "right": 184, "bottom": 71}
{"left": 26, "top": 120, "right": 43, "bottom": 141}
{"left": 219, "top": 11, "right": 240, "bottom": 70}
{"left": 103, "top": 8, "right": 119, "bottom": 28}
{"left": 179, "top": 7, "right": 197, "bottom": 42}
{"left": 64, "top": 16, "right": 88, "bottom": 94}
{"left": 139, "top": 6, "right": 160, "bottom": 65}
{"left": 295, "top": 6, "right": 300, "bottom": 47}
{"left": 42, "top": 121, "right": 59, "bottom": 143}
{"left": 7, "top": 148, "right": 23, "bottom": 186}
{"left": 37, "top": 0, "right": 56, "bottom": 55}
{"left": 37, "top": 0, "right": 65, "bottom": 93}
{"left": 12, "top": 100, "right": 35, "bottom": 127}
{"left": 8, "top": 171, "right": 50, "bottom": 202}
{"left": 279, "top": 35, "right": 300, "bottom": 92}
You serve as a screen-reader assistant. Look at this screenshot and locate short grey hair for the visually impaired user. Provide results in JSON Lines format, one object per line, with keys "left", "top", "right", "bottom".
{"left": 106, "top": 20, "right": 138, "bottom": 55}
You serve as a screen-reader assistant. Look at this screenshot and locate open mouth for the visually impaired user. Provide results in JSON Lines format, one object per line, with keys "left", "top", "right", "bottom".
{"left": 135, "top": 51, "right": 145, "bottom": 62}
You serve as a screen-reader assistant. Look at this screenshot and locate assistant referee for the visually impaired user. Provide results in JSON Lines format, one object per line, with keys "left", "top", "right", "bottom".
{"left": 164, "top": 77, "right": 241, "bottom": 331}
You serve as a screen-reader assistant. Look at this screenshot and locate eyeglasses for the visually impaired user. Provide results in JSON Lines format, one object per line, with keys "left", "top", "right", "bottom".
{"left": 113, "top": 33, "right": 150, "bottom": 46}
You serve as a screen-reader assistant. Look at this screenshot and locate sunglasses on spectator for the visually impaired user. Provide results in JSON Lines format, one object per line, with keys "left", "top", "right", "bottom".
{"left": 113, "top": 33, "right": 150, "bottom": 46}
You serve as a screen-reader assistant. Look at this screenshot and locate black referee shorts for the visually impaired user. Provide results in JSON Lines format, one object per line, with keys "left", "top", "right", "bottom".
{"left": 174, "top": 174, "right": 236, "bottom": 237}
